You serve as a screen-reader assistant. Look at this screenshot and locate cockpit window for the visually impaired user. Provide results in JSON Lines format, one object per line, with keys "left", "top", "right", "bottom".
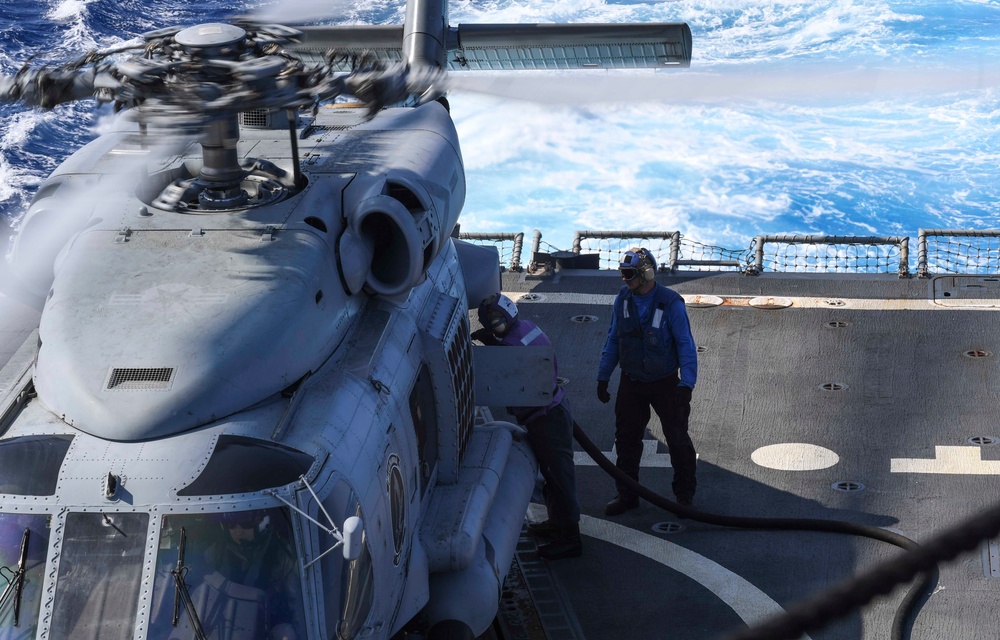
{"left": 0, "top": 513, "right": 50, "bottom": 637}
{"left": 49, "top": 512, "right": 149, "bottom": 640}
{"left": 147, "top": 507, "right": 307, "bottom": 640}
{"left": 0, "top": 435, "right": 73, "bottom": 495}
{"left": 178, "top": 436, "right": 314, "bottom": 496}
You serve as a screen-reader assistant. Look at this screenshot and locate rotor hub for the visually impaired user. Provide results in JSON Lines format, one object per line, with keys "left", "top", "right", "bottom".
{"left": 173, "top": 23, "right": 247, "bottom": 58}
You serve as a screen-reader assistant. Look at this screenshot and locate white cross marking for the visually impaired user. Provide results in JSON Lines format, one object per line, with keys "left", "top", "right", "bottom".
{"left": 890, "top": 446, "right": 1000, "bottom": 475}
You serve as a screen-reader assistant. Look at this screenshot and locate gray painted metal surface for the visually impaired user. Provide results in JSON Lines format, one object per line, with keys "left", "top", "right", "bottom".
{"left": 473, "top": 345, "right": 555, "bottom": 407}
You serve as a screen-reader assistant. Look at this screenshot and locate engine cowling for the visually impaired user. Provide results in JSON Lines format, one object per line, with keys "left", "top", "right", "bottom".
{"left": 336, "top": 102, "right": 466, "bottom": 298}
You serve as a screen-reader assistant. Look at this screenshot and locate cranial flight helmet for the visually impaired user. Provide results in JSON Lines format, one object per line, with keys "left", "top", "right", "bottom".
{"left": 619, "top": 247, "right": 657, "bottom": 283}
{"left": 478, "top": 293, "right": 519, "bottom": 336}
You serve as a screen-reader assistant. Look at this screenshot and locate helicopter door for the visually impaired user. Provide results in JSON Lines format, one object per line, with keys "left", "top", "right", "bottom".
{"left": 408, "top": 363, "right": 439, "bottom": 495}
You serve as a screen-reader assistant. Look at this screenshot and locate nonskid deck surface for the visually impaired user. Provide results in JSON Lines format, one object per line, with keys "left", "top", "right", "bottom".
{"left": 3, "top": 267, "right": 1000, "bottom": 640}
{"left": 497, "top": 269, "right": 1000, "bottom": 640}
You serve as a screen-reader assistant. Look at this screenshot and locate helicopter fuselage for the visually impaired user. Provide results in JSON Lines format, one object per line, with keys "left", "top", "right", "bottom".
{"left": 0, "top": 100, "right": 537, "bottom": 640}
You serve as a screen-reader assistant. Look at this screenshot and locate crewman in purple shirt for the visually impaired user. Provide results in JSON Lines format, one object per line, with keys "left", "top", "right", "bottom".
{"left": 597, "top": 247, "right": 698, "bottom": 515}
{"left": 473, "top": 293, "right": 582, "bottom": 560}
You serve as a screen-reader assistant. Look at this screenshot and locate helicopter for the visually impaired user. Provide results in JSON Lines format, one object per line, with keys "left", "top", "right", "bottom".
{"left": 0, "top": 1, "right": 691, "bottom": 638}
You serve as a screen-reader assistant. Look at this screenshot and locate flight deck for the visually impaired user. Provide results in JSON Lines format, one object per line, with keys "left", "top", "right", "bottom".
{"left": 2, "top": 265, "right": 999, "bottom": 640}
{"left": 488, "top": 267, "right": 1000, "bottom": 640}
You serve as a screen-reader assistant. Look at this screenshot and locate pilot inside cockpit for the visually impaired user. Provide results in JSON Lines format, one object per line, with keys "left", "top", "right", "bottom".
{"left": 205, "top": 510, "right": 300, "bottom": 639}
{"left": 148, "top": 508, "right": 306, "bottom": 640}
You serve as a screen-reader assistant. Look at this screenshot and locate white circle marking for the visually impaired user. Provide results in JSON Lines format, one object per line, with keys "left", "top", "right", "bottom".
{"left": 751, "top": 443, "right": 840, "bottom": 471}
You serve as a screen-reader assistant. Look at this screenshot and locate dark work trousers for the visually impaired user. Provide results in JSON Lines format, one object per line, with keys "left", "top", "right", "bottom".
{"left": 525, "top": 400, "right": 581, "bottom": 526}
{"left": 613, "top": 373, "right": 696, "bottom": 501}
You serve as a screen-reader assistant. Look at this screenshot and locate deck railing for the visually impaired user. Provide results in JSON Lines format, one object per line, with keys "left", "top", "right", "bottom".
{"left": 456, "top": 232, "right": 525, "bottom": 271}
{"left": 748, "top": 235, "right": 910, "bottom": 277}
{"left": 916, "top": 229, "right": 1000, "bottom": 278}
{"left": 461, "top": 228, "right": 1000, "bottom": 277}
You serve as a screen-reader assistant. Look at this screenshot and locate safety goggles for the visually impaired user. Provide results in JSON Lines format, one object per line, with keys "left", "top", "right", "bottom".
{"left": 619, "top": 268, "right": 639, "bottom": 281}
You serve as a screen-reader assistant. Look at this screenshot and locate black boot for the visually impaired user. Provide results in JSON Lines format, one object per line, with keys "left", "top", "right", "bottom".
{"left": 527, "top": 519, "right": 563, "bottom": 540}
{"left": 537, "top": 523, "right": 582, "bottom": 560}
{"left": 604, "top": 494, "right": 640, "bottom": 516}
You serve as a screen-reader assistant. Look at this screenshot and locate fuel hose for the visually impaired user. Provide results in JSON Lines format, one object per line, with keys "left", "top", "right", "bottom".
{"left": 572, "top": 421, "right": 1000, "bottom": 640}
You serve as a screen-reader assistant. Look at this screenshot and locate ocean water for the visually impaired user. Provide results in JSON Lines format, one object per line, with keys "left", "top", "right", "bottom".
{"left": 1, "top": 0, "right": 998, "bottom": 253}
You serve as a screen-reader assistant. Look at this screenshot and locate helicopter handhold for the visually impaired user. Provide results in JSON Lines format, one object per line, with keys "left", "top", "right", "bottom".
{"left": 104, "top": 472, "right": 120, "bottom": 499}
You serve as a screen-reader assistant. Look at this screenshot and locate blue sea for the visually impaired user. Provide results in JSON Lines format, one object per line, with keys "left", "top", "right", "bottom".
{"left": 1, "top": 0, "right": 998, "bottom": 253}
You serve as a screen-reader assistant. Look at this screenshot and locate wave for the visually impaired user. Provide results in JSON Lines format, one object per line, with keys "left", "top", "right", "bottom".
{"left": 1, "top": 0, "right": 999, "bottom": 248}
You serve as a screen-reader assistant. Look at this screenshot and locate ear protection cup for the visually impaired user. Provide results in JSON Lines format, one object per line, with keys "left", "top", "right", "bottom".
{"left": 637, "top": 248, "right": 656, "bottom": 282}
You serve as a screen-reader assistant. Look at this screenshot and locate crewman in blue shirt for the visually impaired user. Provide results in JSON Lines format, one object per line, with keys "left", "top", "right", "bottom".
{"left": 597, "top": 247, "right": 698, "bottom": 515}
{"left": 473, "top": 293, "right": 582, "bottom": 559}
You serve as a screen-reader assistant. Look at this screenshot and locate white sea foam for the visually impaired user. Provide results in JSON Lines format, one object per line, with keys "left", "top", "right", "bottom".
{"left": 2, "top": 0, "right": 998, "bottom": 249}
{"left": 46, "top": 0, "right": 101, "bottom": 51}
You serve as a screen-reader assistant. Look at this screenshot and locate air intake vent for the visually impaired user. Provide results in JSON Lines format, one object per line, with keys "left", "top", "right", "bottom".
{"left": 106, "top": 367, "right": 175, "bottom": 391}
{"left": 241, "top": 109, "right": 269, "bottom": 128}
{"left": 239, "top": 109, "right": 291, "bottom": 130}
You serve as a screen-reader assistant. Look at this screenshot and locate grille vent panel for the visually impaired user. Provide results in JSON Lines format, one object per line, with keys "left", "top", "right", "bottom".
{"left": 106, "top": 367, "right": 175, "bottom": 391}
{"left": 240, "top": 109, "right": 269, "bottom": 128}
{"left": 448, "top": 318, "right": 475, "bottom": 462}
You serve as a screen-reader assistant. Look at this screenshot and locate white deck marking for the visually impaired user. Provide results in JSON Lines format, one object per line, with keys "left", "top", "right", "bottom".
{"left": 569, "top": 510, "right": 811, "bottom": 638}
{"left": 574, "top": 439, "right": 699, "bottom": 467}
{"left": 751, "top": 443, "right": 840, "bottom": 471}
{"left": 890, "top": 446, "right": 1000, "bottom": 474}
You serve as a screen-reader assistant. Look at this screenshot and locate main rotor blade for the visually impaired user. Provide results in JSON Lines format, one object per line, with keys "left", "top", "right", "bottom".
{"left": 242, "top": 0, "right": 357, "bottom": 26}
{"left": 445, "top": 64, "right": 1000, "bottom": 105}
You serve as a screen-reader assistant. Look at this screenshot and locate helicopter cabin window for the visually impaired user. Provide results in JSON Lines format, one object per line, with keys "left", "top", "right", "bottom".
{"left": 0, "top": 434, "right": 73, "bottom": 495}
{"left": 318, "top": 481, "right": 374, "bottom": 640}
{"left": 0, "top": 513, "right": 50, "bottom": 637}
{"left": 408, "top": 363, "right": 438, "bottom": 493}
{"left": 49, "top": 512, "right": 148, "bottom": 640}
{"left": 147, "top": 507, "right": 307, "bottom": 640}
{"left": 177, "top": 435, "right": 314, "bottom": 496}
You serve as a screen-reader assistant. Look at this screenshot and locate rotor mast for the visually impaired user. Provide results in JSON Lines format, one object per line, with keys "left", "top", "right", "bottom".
{"left": 173, "top": 24, "right": 249, "bottom": 199}
{"left": 402, "top": 0, "right": 448, "bottom": 68}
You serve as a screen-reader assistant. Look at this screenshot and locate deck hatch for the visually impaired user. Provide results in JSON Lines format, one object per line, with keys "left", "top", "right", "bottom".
{"left": 106, "top": 367, "right": 175, "bottom": 391}
{"left": 963, "top": 350, "right": 992, "bottom": 358}
{"left": 832, "top": 481, "right": 864, "bottom": 492}
{"left": 652, "top": 522, "right": 686, "bottom": 534}
{"left": 819, "top": 382, "right": 848, "bottom": 392}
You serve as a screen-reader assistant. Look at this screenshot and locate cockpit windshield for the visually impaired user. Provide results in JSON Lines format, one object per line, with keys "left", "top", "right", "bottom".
{"left": 0, "top": 513, "right": 49, "bottom": 639}
{"left": 147, "top": 507, "right": 306, "bottom": 640}
{"left": 49, "top": 512, "right": 149, "bottom": 640}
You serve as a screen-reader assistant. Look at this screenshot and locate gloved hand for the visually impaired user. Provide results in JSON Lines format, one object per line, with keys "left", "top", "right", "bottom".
{"left": 677, "top": 385, "right": 693, "bottom": 404}
{"left": 471, "top": 328, "right": 496, "bottom": 344}
{"left": 597, "top": 380, "right": 611, "bottom": 404}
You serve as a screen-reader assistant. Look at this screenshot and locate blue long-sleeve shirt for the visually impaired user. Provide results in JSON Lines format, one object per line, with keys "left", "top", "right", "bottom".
{"left": 597, "top": 284, "right": 697, "bottom": 388}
